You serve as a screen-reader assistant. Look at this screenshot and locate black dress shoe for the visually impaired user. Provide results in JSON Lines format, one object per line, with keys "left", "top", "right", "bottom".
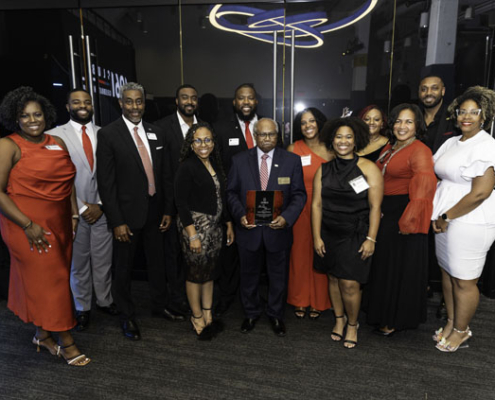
{"left": 152, "top": 307, "right": 186, "bottom": 321}
{"left": 214, "top": 301, "right": 231, "bottom": 318}
{"left": 240, "top": 317, "right": 259, "bottom": 333}
{"left": 96, "top": 303, "right": 119, "bottom": 316}
{"left": 121, "top": 319, "right": 141, "bottom": 341}
{"left": 269, "top": 317, "right": 286, "bottom": 337}
{"left": 75, "top": 311, "right": 90, "bottom": 331}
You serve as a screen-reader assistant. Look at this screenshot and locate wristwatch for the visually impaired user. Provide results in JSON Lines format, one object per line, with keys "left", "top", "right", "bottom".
{"left": 441, "top": 213, "right": 451, "bottom": 223}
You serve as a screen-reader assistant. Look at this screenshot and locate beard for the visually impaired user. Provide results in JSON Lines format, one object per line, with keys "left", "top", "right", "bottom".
{"left": 421, "top": 96, "right": 443, "bottom": 109}
{"left": 178, "top": 103, "right": 196, "bottom": 117}
{"left": 235, "top": 106, "right": 257, "bottom": 122}
{"left": 70, "top": 108, "right": 93, "bottom": 124}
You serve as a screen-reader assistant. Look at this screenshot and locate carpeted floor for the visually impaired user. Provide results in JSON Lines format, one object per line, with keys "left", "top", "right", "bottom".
{"left": 1, "top": 283, "right": 494, "bottom": 400}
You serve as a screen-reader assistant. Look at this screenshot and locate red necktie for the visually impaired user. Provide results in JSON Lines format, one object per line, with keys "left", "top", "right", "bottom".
{"left": 245, "top": 121, "right": 254, "bottom": 149}
{"left": 81, "top": 125, "right": 94, "bottom": 171}
{"left": 133, "top": 127, "right": 156, "bottom": 196}
{"left": 260, "top": 154, "right": 269, "bottom": 190}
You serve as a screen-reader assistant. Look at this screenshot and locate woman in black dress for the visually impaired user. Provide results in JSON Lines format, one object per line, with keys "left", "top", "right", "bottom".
{"left": 312, "top": 118, "right": 383, "bottom": 348}
{"left": 175, "top": 123, "right": 234, "bottom": 340}
{"left": 357, "top": 105, "right": 389, "bottom": 162}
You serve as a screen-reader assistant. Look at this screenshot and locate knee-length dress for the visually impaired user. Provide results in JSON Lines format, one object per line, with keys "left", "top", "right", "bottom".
{"left": 0, "top": 133, "right": 76, "bottom": 331}
{"left": 287, "top": 140, "right": 331, "bottom": 310}
{"left": 365, "top": 140, "right": 436, "bottom": 330}
{"left": 432, "top": 130, "right": 495, "bottom": 279}
{"left": 313, "top": 156, "right": 371, "bottom": 283}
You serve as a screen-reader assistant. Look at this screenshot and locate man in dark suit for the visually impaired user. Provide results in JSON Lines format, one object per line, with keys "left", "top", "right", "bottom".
{"left": 154, "top": 84, "right": 199, "bottom": 314}
{"left": 96, "top": 82, "right": 185, "bottom": 341}
{"left": 226, "top": 118, "right": 306, "bottom": 337}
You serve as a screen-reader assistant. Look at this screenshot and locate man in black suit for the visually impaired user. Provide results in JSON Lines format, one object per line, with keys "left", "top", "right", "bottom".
{"left": 154, "top": 84, "right": 199, "bottom": 314}
{"left": 213, "top": 83, "right": 263, "bottom": 317}
{"left": 226, "top": 118, "right": 306, "bottom": 337}
{"left": 96, "top": 82, "right": 185, "bottom": 341}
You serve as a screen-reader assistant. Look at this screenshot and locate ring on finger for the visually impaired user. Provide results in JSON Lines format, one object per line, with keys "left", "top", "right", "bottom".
{"left": 37, "top": 240, "right": 42, "bottom": 243}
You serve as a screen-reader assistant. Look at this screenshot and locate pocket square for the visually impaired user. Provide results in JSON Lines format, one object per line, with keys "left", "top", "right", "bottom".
{"left": 156, "top": 146, "right": 163, "bottom": 150}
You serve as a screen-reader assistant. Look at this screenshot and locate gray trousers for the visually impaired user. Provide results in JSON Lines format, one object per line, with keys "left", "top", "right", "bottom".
{"left": 70, "top": 214, "right": 113, "bottom": 311}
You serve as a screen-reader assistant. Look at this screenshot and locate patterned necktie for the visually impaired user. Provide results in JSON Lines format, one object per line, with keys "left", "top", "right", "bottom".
{"left": 260, "top": 153, "right": 269, "bottom": 191}
{"left": 81, "top": 125, "right": 94, "bottom": 171}
{"left": 133, "top": 127, "right": 156, "bottom": 196}
{"left": 245, "top": 121, "right": 254, "bottom": 149}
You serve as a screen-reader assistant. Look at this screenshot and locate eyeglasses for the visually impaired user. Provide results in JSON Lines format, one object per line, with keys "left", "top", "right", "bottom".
{"left": 456, "top": 109, "right": 482, "bottom": 117}
{"left": 255, "top": 132, "right": 278, "bottom": 139}
{"left": 192, "top": 137, "right": 213, "bottom": 146}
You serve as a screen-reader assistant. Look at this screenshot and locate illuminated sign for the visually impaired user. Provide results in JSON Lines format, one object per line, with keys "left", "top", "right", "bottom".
{"left": 209, "top": 1, "right": 378, "bottom": 49}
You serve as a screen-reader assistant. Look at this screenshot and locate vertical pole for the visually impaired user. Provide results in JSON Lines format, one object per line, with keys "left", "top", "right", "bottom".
{"left": 290, "top": 29, "right": 295, "bottom": 145}
{"left": 85, "top": 35, "right": 96, "bottom": 124}
{"left": 68, "top": 35, "right": 77, "bottom": 89}
{"left": 273, "top": 31, "right": 277, "bottom": 121}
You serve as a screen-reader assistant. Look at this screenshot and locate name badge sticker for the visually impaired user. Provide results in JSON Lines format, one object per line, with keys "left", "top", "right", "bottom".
{"left": 45, "top": 145, "right": 63, "bottom": 151}
{"left": 349, "top": 175, "right": 369, "bottom": 194}
{"left": 301, "top": 155, "right": 311, "bottom": 167}
{"left": 229, "top": 138, "right": 240, "bottom": 146}
{"left": 278, "top": 177, "right": 290, "bottom": 185}
{"left": 147, "top": 133, "right": 158, "bottom": 140}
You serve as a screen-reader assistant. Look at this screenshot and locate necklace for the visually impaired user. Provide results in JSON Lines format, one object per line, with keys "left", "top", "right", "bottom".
{"left": 369, "top": 134, "right": 381, "bottom": 143}
{"left": 377, "top": 136, "right": 416, "bottom": 176}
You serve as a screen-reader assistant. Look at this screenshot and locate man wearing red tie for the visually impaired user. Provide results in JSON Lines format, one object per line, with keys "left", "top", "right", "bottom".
{"left": 48, "top": 89, "right": 116, "bottom": 331}
{"left": 96, "top": 82, "right": 184, "bottom": 341}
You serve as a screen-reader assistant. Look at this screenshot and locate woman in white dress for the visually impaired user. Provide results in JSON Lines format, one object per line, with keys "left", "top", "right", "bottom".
{"left": 431, "top": 86, "right": 495, "bottom": 352}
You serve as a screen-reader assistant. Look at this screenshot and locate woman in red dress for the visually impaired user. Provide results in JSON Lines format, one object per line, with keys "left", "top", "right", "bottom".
{"left": 287, "top": 108, "right": 333, "bottom": 319}
{"left": 0, "top": 87, "right": 90, "bottom": 366}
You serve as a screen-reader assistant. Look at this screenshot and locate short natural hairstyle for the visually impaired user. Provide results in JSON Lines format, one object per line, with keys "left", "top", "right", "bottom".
{"left": 120, "top": 82, "right": 145, "bottom": 100}
{"left": 293, "top": 107, "right": 327, "bottom": 142}
{"left": 447, "top": 85, "right": 495, "bottom": 130}
{"left": 253, "top": 118, "right": 279, "bottom": 135}
{"left": 66, "top": 88, "right": 91, "bottom": 103}
{"left": 234, "top": 83, "right": 257, "bottom": 98}
{"left": 419, "top": 74, "right": 445, "bottom": 86}
{"left": 388, "top": 103, "right": 426, "bottom": 144}
{"left": 0, "top": 86, "right": 57, "bottom": 132}
{"left": 320, "top": 117, "right": 370, "bottom": 152}
{"left": 175, "top": 84, "right": 198, "bottom": 99}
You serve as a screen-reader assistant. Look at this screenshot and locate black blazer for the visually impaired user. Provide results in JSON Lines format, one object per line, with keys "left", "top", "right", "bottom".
{"left": 214, "top": 115, "right": 283, "bottom": 174}
{"left": 174, "top": 155, "right": 229, "bottom": 227}
{"left": 96, "top": 117, "right": 174, "bottom": 230}
{"left": 154, "top": 113, "right": 186, "bottom": 175}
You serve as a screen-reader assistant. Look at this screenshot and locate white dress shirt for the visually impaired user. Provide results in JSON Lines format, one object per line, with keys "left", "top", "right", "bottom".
{"left": 256, "top": 147, "right": 275, "bottom": 178}
{"left": 237, "top": 114, "right": 258, "bottom": 143}
{"left": 122, "top": 116, "right": 153, "bottom": 165}
{"left": 177, "top": 111, "right": 197, "bottom": 138}
{"left": 69, "top": 120, "right": 96, "bottom": 157}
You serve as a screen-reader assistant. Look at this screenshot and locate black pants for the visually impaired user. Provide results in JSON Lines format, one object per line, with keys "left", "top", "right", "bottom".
{"left": 112, "top": 196, "right": 168, "bottom": 319}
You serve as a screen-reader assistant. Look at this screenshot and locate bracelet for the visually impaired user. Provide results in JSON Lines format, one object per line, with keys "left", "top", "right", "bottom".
{"left": 189, "top": 234, "right": 199, "bottom": 242}
{"left": 366, "top": 236, "right": 377, "bottom": 243}
{"left": 72, "top": 215, "right": 80, "bottom": 220}
{"left": 22, "top": 220, "right": 33, "bottom": 230}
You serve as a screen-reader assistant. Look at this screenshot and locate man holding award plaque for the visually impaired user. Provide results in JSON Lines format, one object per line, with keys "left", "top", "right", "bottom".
{"left": 226, "top": 118, "right": 306, "bottom": 336}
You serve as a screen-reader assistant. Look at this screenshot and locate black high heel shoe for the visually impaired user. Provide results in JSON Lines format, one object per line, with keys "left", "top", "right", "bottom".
{"left": 190, "top": 314, "right": 212, "bottom": 341}
{"left": 203, "top": 307, "right": 224, "bottom": 336}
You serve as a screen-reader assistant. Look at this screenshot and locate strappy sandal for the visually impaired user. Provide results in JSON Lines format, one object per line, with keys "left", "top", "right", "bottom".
{"left": 308, "top": 309, "right": 321, "bottom": 320}
{"left": 191, "top": 314, "right": 212, "bottom": 341}
{"left": 344, "top": 322, "right": 359, "bottom": 349}
{"left": 294, "top": 307, "right": 306, "bottom": 319}
{"left": 436, "top": 327, "right": 472, "bottom": 352}
{"left": 203, "top": 307, "right": 223, "bottom": 336}
{"left": 331, "top": 315, "right": 347, "bottom": 342}
{"left": 32, "top": 335, "right": 59, "bottom": 356}
{"left": 56, "top": 343, "right": 91, "bottom": 366}
{"left": 432, "top": 318, "right": 453, "bottom": 342}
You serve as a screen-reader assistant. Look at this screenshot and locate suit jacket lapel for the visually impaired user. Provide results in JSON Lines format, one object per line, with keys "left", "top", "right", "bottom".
{"left": 248, "top": 148, "right": 261, "bottom": 191}
{"left": 233, "top": 117, "right": 249, "bottom": 151}
{"left": 64, "top": 123, "right": 94, "bottom": 175}
{"left": 143, "top": 123, "right": 159, "bottom": 178}
{"left": 119, "top": 118, "right": 146, "bottom": 176}
{"left": 266, "top": 148, "right": 282, "bottom": 190}
{"left": 172, "top": 114, "right": 185, "bottom": 145}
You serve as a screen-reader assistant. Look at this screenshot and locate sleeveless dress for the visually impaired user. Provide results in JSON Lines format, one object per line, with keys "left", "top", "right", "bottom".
{"left": 0, "top": 133, "right": 76, "bottom": 331}
{"left": 287, "top": 140, "right": 331, "bottom": 311}
{"left": 313, "top": 156, "right": 371, "bottom": 283}
{"left": 362, "top": 142, "right": 388, "bottom": 162}
{"left": 177, "top": 175, "right": 223, "bottom": 283}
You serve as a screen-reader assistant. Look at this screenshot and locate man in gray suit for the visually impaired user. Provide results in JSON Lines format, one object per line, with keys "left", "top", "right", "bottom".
{"left": 48, "top": 89, "right": 116, "bottom": 331}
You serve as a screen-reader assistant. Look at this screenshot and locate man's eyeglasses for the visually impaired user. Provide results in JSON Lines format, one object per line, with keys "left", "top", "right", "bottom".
{"left": 255, "top": 132, "right": 277, "bottom": 139}
{"left": 192, "top": 137, "right": 213, "bottom": 147}
{"left": 456, "top": 109, "right": 482, "bottom": 117}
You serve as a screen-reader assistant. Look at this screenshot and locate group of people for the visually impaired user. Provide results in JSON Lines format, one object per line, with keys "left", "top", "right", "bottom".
{"left": 0, "top": 75, "right": 494, "bottom": 367}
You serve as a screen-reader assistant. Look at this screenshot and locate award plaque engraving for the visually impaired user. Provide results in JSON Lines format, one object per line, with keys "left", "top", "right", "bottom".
{"left": 246, "top": 190, "right": 283, "bottom": 225}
